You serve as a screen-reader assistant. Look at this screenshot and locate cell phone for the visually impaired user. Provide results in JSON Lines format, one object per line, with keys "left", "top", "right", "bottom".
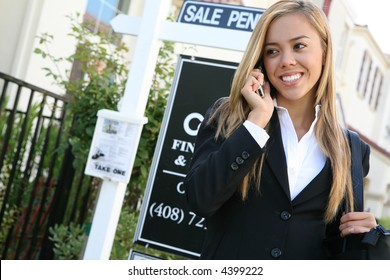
{"left": 257, "top": 83, "right": 265, "bottom": 97}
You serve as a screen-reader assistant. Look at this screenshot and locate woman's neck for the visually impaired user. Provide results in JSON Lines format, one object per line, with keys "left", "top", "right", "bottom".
{"left": 277, "top": 95, "right": 316, "bottom": 141}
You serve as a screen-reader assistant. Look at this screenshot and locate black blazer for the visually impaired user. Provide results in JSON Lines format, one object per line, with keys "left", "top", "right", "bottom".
{"left": 184, "top": 104, "right": 370, "bottom": 259}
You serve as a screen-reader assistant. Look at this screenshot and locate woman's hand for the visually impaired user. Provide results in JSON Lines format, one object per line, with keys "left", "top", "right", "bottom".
{"left": 241, "top": 68, "right": 274, "bottom": 128}
{"left": 339, "top": 212, "right": 377, "bottom": 237}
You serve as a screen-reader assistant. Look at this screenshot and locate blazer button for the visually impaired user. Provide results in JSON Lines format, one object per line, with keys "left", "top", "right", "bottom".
{"left": 236, "top": 157, "right": 244, "bottom": 165}
{"left": 280, "top": 210, "right": 291, "bottom": 221}
{"left": 242, "top": 151, "right": 250, "bottom": 159}
{"left": 270, "top": 248, "right": 282, "bottom": 258}
{"left": 231, "top": 162, "right": 239, "bottom": 171}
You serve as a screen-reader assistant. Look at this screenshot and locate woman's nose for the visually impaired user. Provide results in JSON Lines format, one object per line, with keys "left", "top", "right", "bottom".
{"left": 279, "top": 51, "right": 296, "bottom": 68}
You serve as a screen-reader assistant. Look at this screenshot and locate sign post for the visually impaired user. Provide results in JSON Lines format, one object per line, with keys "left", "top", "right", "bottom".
{"left": 82, "top": 0, "right": 171, "bottom": 260}
{"left": 83, "top": 0, "right": 264, "bottom": 259}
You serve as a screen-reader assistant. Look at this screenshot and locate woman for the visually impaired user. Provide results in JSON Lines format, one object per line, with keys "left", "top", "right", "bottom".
{"left": 184, "top": 0, "right": 377, "bottom": 259}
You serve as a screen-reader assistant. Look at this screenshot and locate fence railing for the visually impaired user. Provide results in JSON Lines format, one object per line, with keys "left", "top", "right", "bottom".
{"left": 0, "top": 72, "right": 96, "bottom": 259}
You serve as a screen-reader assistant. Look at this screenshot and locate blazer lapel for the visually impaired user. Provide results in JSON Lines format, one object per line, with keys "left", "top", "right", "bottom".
{"left": 265, "top": 111, "right": 291, "bottom": 200}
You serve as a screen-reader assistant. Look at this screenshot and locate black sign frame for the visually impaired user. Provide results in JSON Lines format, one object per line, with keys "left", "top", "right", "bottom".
{"left": 134, "top": 55, "right": 238, "bottom": 258}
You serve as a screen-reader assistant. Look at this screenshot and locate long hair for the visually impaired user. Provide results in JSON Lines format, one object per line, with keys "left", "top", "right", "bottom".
{"left": 207, "top": 0, "right": 353, "bottom": 223}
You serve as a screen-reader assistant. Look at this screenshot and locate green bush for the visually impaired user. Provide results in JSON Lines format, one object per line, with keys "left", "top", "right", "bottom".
{"left": 110, "top": 207, "right": 184, "bottom": 260}
{"left": 49, "top": 223, "right": 86, "bottom": 260}
{"left": 378, "top": 216, "right": 390, "bottom": 229}
{"left": 35, "top": 13, "right": 129, "bottom": 171}
{"left": 0, "top": 207, "right": 19, "bottom": 250}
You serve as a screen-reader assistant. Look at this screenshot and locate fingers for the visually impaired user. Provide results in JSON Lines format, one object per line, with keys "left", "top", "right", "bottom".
{"left": 339, "top": 212, "right": 377, "bottom": 237}
{"left": 340, "top": 225, "right": 370, "bottom": 238}
{"left": 251, "top": 68, "right": 263, "bottom": 79}
{"left": 251, "top": 69, "right": 265, "bottom": 94}
{"left": 241, "top": 79, "right": 270, "bottom": 107}
{"left": 241, "top": 71, "right": 266, "bottom": 99}
{"left": 240, "top": 68, "right": 274, "bottom": 128}
{"left": 241, "top": 77, "right": 258, "bottom": 101}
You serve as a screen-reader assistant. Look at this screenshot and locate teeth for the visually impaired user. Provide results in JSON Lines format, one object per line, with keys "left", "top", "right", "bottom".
{"left": 282, "top": 73, "right": 301, "bottom": 82}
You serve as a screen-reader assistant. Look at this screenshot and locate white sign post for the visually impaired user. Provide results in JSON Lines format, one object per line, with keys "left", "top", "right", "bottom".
{"left": 82, "top": 0, "right": 171, "bottom": 260}
{"left": 83, "top": 0, "right": 261, "bottom": 260}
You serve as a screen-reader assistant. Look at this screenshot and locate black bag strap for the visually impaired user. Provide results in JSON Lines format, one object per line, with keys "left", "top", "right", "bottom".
{"left": 340, "top": 130, "right": 365, "bottom": 256}
{"left": 345, "top": 129, "right": 364, "bottom": 212}
{"left": 344, "top": 130, "right": 389, "bottom": 257}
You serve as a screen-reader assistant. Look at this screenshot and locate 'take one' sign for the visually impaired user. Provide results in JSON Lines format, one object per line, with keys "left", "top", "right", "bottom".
{"left": 178, "top": 0, "right": 265, "bottom": 32}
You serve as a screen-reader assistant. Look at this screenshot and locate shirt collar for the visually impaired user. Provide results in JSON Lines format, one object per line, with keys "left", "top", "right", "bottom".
{"left": 273, "top": 99, "right": 321, "bottom": 119}
{"left": 273, "top": 99, "right": 321, "bottom": 142}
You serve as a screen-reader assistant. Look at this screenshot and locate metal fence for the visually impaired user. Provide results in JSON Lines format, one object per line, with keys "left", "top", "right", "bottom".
{"left": 0, "top": 72, "right": 95, "bottom": 259}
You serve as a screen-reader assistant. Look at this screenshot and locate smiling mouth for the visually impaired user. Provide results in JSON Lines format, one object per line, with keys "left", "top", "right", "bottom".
{"left": 281, "top": 73, "right": 302, "bottom": 83}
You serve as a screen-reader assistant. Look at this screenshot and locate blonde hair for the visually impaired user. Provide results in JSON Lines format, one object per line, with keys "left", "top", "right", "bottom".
{"left": 208, "top": 0, "right": 353, "bottom": 223}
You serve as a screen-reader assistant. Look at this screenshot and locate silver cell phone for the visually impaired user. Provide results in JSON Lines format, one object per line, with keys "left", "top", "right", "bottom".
{"left": 257, "top": 84, "right": 265, "bottom": 97}
{"left": 256, "top": 65, "right": 265, "bottom": 97}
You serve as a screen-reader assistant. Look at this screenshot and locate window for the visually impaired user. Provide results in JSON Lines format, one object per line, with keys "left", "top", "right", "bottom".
{"left": 371, "top": 71, "right": 383, "bottom": 110}
{"left": 85, "top": 0, "right": 131, "bottom": 33}
{"left": 356, "top": 50, "right": 372, "bottom": 98}
{"left": 68, "top": 0, "right": 131, "bottom": 88}
{"left": 356, "top": 50, "right": 384, "bottom": 111}
{"left": 363, "top": 58, "right": 372, "bottom": 98}
{"left": 356, "top": 50, "right": 366, "bottom": 92}
{"left": 368, "top": 67, "right": 378, "bottom": 105}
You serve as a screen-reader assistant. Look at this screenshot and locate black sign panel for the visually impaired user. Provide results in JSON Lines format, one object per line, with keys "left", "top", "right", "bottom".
{"left": 177, "top": 0, "right": 265, "bottom": 32}
{"left": 134, "top": 56, "right": 237, "bottom": 258}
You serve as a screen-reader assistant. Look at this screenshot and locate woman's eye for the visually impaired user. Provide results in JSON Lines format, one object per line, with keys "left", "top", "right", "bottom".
{"left": 294, "top": 43, "right": 306, "bottom": 49}
{"left": 265, "top": 49, "right": 278, "bottom": 55}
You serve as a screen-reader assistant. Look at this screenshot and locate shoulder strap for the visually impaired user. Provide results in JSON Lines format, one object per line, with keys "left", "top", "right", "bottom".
{"left": 346, "top": 129, "right": 364, "bottom": 212}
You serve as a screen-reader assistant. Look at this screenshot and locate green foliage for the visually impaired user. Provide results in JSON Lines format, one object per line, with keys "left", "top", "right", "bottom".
{"left": 34, "top": 13, "right": 130, "bottom": 170}
{"left": 110, "top": 206, "right": 184, "bottom": 260}
{"left": 0, "top": 103, "right": 44, "bottom": 190}
{"left": 0, "top": 207, "right": 19, "bottom": 250}
{"left": 49, "top": 223, "right": 87, "bottom": 260}
{"left": 378, "top": 216, "right": 390, "bottom": 229}
{"left": 109, "top": 207, "right": 138, "bottom": 259}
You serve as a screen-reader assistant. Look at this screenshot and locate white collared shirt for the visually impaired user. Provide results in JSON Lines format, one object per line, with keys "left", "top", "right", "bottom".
{"left": 243, "top": 102, "right": 327, "bottom": 200}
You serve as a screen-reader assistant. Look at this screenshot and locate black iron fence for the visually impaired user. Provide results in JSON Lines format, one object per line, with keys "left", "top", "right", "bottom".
{"left": 0, "top": 72, "right": 96, "bottom": 259}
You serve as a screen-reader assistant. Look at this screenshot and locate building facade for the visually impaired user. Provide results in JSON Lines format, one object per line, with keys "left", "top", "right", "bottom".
{"left": 327, "top": 0, "right": 390, "bottom": 217}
